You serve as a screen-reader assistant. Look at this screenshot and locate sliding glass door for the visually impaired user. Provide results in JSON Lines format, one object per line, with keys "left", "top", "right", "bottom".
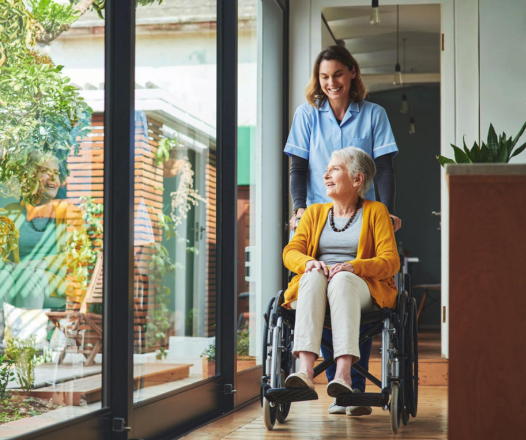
{"left": 2, "top": 1, "right": 289, "bottom": 439}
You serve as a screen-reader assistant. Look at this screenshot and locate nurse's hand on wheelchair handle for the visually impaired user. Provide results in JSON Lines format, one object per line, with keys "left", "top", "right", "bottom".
{"left": 390, "top": 214, "right": 402, "bottom": 232}
{"left": 305, "top": 259, "right": 328, "bottom": 276}
{"left": 289, "top": 208, "right": 306, "bottom": 231}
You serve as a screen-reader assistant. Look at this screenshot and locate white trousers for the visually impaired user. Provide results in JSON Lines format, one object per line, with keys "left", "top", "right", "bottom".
{"left": 291, "top": 270, "right": 376, "bottom": 362}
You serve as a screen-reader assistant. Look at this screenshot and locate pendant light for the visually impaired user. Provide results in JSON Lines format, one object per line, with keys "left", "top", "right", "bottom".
{"left": 400, "top": 94, "right": 409, "bottom": 114}
{"left": 409, "top": 116, "right": 416, "bottom": 134}
{"left": 370, "top": 0, "right": 380, "bottom": 26}
{"left": 400, "top": 39, "right": 409, "bottom": 113}
{"left": 393, "top": 6, "right": 403, "bottom": 86}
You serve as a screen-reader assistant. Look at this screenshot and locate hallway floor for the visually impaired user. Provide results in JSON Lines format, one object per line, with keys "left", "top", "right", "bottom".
{"left": 181, "top": 385, "right": 448, "bottom": 439}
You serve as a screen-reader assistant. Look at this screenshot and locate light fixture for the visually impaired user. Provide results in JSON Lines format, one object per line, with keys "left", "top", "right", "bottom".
{"left": 409, "top": 116, "right": 416, "bottom": 134}
{"left": 400, "top": 94, "right": 409, "bottom": 114}
{"left": 393, "top": 6, "right": 403, "bottom": 86}
{"left": 370, "top": 0, "right": 380, "bottom": 26}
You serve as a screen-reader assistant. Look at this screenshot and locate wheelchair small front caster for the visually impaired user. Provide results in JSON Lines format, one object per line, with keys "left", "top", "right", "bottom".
{"left": 263, "top": 398, "right": 277, "bottom": 430}
{"left": 390, "top": 383, "right": 401, "bottom": 433}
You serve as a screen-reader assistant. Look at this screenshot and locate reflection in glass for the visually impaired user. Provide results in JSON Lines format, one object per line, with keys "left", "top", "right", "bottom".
{"left": 132, "top": 1, "right": 218, "bottom": 402}
{"left": 0, "top": 1, "right": 103, "bottom": 436}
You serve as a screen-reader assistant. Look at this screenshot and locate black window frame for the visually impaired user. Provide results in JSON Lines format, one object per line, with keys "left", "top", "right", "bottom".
{"left": 9, "top": 0, "right": 290, "bottom": 438}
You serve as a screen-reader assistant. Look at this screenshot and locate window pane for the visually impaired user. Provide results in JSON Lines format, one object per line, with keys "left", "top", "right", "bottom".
{"left": 132, "top": 1, "right": 217, "bottom": 402}
{"left": 237, "top": 0, "right": 259, "bottom": 371}
{"left": 0, "top": 3, "right": 104, "bottom": 437}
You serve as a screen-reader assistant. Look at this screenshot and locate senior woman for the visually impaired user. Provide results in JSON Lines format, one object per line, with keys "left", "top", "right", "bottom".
{"left": 282, "top": 147, "right": 399, "bottom": 397}
{"left": 0, "top": 153, "right": 70, "bottom": 310}
{"left": 285, "top": 45, "right": 401, "bottom": 415}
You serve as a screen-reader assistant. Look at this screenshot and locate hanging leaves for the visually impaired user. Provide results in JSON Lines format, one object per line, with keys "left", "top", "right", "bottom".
{"left": 0, "top": 0, "right": 93, "bottom": 205}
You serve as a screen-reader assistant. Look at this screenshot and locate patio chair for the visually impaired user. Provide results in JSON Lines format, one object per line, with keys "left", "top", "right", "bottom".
{"left": 47, "top": 253, "right": 103, "bottom": 366}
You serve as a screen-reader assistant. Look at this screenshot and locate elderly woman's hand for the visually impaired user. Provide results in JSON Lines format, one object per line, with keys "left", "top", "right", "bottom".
{"left": 305, "top": 259, "right": 329, "bottom": 276}
{"left": 328, "top": 262, "right": 354, "bottom": 281}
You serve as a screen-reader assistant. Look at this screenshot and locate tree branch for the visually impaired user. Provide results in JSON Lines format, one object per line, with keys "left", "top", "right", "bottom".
{"left": 36, "top": 0, "right": 96, "bottom": 45}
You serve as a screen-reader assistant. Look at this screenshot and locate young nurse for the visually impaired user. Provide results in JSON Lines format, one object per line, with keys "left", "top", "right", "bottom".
{"left": 284, "top": 45, "right": 401, "bottom": 416}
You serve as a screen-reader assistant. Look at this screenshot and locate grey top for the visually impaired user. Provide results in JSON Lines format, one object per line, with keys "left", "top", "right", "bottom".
{"left": 316, "top": 208, "right": 363, "bottom": 267}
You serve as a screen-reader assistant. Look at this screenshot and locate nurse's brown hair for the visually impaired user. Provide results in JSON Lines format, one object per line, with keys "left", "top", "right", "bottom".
{"left": 306, "top": 46, "right": 367, "bottom": 107}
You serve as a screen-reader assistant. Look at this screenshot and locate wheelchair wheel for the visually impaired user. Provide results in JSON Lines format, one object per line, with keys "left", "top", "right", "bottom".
{"left": 401, "top": 408, "right": 410, "bottom": 426}
{"left": 406, "top": 297, "right": 419, "bottom": 418}
{"left": 390, "top": 382, "right": 401, "bottom": 433}
{"left": 262, "top": 296, "right": 276, "bottom": 378}
{"left": 276, "top": 325, "right": 294, "bottom": 423}
{"left": 263, "top": 398, "right": 277, "bottom": 430}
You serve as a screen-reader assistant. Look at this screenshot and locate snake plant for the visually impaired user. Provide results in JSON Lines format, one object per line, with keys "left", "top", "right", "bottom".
{"left": 437, "top": 121, "right": 526, "bottom": 166}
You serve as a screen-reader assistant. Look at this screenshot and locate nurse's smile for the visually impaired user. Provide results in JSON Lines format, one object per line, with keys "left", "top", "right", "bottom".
{"left": 319, "top": 59, "right": 356, "bottom": 102}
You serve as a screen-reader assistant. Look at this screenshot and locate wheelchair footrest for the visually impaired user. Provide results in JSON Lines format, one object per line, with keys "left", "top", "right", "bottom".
{"left": 335, "top": 392, "right": 389, "bottom": 408}
{"left": 264, "top": 387, "right": 319, "bottom": 404}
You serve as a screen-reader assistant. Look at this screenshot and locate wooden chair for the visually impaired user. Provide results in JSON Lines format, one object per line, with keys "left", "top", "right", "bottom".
{"left": 413, "top": 283, "right": 441, "bottom": 326}
{"left": 47, "top": 254, "right": 103, "bottom": 366}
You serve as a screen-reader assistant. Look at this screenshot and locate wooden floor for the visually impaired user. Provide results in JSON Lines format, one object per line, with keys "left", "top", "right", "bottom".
{"left": 181, "top": 385, "right": 448, "bottom": 440}
{"left": 182, "top": 330, "right": 447, "bottom": 440}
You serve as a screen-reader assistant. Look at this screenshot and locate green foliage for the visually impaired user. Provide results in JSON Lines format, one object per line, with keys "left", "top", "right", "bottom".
{"left": 0, "top": 395, "right": 56, "bottom": 424}
{"left": 0, "top": 354, "right": 16, "bottom": 399}
{"left": 0, "top": 0, "right": 93, "bottom": 205}
{"left": 5, "top": 337, "right": 37, "bottom": 396}
{"left": 155, "top": 138, "right": 181, "bottom": 167}
{"left": 158, "top": 213, "right": 176, "bottom": 240}
{"left": 65, "top": 228, "right": 98, "bottom": 286}
{"left": 236, "top": 327, "right": 250, "bottom": 357}
{"left": 437, "top": 121, "right": 526, "bottom": 167}
{"left": 64, "top": 197, "right": 102, "bottom": 291}
{"left": 27, "top": 0, "right": 80, "bottom": 36}
{"left": 80, "top": 196, "right": 103, "bottom": 242}
{"left": 0, "top": 0, "right": 38, "bottom": 65}
{"left": 91, "top": 0, "right": 164, "bottom": 20}
{"left": 0, "top": 211, "right": 18, "bottom": 260}
{"left": 156, "top": 347, "right": 168, "bottom": 360}
{"left": 200, "top": 328, "right": 252, "bottom": 361}
{"left": 145, "top": 242, "right": 176, "bottom": 348}
{"left": 200, "top": 344, "right": 216, "bottom": 361}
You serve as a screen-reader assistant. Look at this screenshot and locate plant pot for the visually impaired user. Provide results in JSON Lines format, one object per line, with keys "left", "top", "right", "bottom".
{"left": 201, "top": 356, "right": 257, "bottom": 378}
{"left": 202, "top": 357, "right": 216, "bottom": 379}
{"left": 163, "top": 151, "right": 185, "bottom": 178}
{"left": 236, "top": 355, "right": 257, "bottom": 371}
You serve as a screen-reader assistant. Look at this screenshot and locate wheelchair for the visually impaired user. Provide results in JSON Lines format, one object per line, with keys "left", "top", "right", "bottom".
{"left": 261, "top": 255, "right": 418, "bottom": 434}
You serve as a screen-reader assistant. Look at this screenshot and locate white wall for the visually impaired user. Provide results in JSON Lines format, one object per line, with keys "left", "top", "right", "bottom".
{"left": 44, "top": 29, "right": 257, "bottom": 128}
{"left": 255, "top": 0, "right": 284, "bottom": 363}
{"left": 480, "top": 0, "right": 526, "bottom": 163}
{"left": 321, "top": 18, "right": 336, "bottom": 49}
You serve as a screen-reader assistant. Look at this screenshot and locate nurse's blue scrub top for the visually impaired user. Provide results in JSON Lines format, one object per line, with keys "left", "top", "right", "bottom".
{"left": 284, "top": 99, "right": 398, "bottom": 204}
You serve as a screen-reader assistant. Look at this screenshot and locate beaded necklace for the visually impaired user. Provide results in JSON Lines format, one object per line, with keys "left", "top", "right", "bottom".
{"left": 329, "top": 198, "right": 362, "bottom": 233}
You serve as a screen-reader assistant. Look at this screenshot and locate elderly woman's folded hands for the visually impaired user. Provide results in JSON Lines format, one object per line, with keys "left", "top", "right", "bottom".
{"left": 305, "top": 260, "right": 355, "bottom": 281}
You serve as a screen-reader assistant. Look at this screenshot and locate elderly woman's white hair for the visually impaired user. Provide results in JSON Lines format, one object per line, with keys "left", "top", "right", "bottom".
{"left": 331, "top": 147, "right": 376, "bottom": 198}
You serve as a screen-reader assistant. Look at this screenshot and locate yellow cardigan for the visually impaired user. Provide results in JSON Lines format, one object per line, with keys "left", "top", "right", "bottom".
{"left": 282, "top": 200, "right": 400, "bottom": 309}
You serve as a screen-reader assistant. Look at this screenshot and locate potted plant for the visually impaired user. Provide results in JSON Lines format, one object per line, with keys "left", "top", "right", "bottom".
{"left": 437, "top": 121, "right": 526, "bottom": 168}
{"left": 201, "top": 344, "right": 216, "bottom": 379}
{"left": 156, "top": 138, "right": 183, "bottom": 178}
{"left": 235, "top": 327, "right": 257, "bottom": 371}
{"left": 200, "top": 327, "right": 257, "bottom": 379}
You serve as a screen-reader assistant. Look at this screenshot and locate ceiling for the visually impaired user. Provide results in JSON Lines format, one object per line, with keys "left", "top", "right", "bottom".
{"left": 323, "top": 5, "right": 441, "bottom": 92}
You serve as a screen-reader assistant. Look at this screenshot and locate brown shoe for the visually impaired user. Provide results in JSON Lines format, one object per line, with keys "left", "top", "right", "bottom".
{"left": 326, "top": 379, "right": 355, "bottom": 397}
{"left": 284, "top": 372, "right": 315, "bottom": 390}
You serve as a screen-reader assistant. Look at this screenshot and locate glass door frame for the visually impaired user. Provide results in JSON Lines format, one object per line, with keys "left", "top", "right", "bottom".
{"left": 12, "top": 0, "right": 290, "bottom": 438}
{"left": 234, "top": 0, "right": 290, "bottom": 408}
